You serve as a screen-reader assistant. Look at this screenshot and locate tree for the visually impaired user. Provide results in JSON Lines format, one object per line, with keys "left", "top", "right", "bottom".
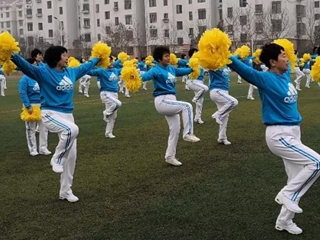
{"left": 103, "top": 23, "right": 132, "bottom": 55}
{"left": 53, "top": 30, "right": 67, "bottom": 46}
{"left": 72, "top": 34, "right": 91, "bottom": 58}
{"left": 304, "top": 2, "right": 320, "bottom": 52}
{"left": 18, "top": 34, "right": 51, "bottom": 58}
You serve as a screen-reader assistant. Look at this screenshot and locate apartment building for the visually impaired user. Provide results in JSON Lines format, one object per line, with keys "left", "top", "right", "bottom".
{"left": 0, "top": 0, "right": 21, "bottom": 38}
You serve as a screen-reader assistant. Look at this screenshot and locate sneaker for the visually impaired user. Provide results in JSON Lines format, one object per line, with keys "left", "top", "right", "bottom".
{"left": 237, "top": 81, "right": 242, "bottom": 84}
{"left": 192, "top": 97, "right": 198, "bottom": 103}
{"left": 247, "top": 96, "right": 254, "bottom": 100}
{"left": 183, "top": 134, "right": 200, "bottom": 142}
{"left": 50, "top": 159, "right": 63, "bottom": 173}
{"left": 143, "top": 87, "right": 147, "bottom": 90}
{"left": 39, "top": 149, "right": 52, "bottom": 155}
{"left": 105, "top": 133, "right": 116, "bottom": 138}
{"left": 78, "top": 91, "right": 83, "bottom": 93}
{"left": 30, "top": 150, "right": 39, "bottom": 156}
{"left": 59, "top": 192, "right": 79, "bottom": 203}
{"left": 84, "top": 94, "right": 89, "bottom": 97}
{"left": 185, "top": 86, "right": 190, "bottom": 91}
{"left": 275, "top": 192, "right": 303, "bottom": 213}
{"left": 194, "top": 119, "right": 204, "bottom": 124}
{"left": 212, "top": 112, "right": 222, "bottom": 125}
{"left": 165, "top": 157, "right": 182, "bottom": 166}
{"left": 305, "top": 85, "right": 310, "bottom": 88}
{"left": 217, "top": 139, "right": 231, "bottom": 145}
{"left": 275, "top": 220, "right": 303, "bottom": 235}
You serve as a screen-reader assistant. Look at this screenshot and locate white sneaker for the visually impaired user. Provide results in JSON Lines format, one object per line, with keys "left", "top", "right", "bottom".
{"left": 247, "top": 96, "right": 254, "bottom": 100}
{"left": 275, "top": 220, "right": 303, "bottom": 235}
{"left": 105, "top": 133, "right": 116, "bottom": 138}
{"left": 183, "top": 134, "right": 200, "bottom": 142}
{"left": 60, "top": 192, "right": 79, "bottom": 203}
{"left": 50, "top": 159, "right": 63, "bottom": 173}
{"left": 275, "top": 192, "right": 303, "bottom": 213}
{"left": 217, "top": 139, "right": 231, "bottom": 145}
{"left": 39, "top": 149, "right": 52, "bottom": 155}
{"left": 125, "top": 94, "right": 131, "bottom": 98}
{"left": 185, "top": 86, "right": 190, "bottom": 91}
{"left": 194, "top": 119, "right": 204, "bottom": 124}
{"left": 30, "top": 150, "right": 39, "bottom": 156}
{"left": 192, "top": 97, "right": 198, "bottom": 103}
{"left": 165, "top": 157, "right": 182, "bottom": 166}
{"left": 84, "top": 94, "right": 89, "bottom": 97}
{"left": 212, "top": 112, "right": 222, "bottom": 125}
{"left": 305, "top": 85, "right": 310, "bottom": 88}
{"left": 143, "top": 87, "right": 147, "bottom": 90}
{"left": 78, "top": 91, "right": 83, "bottom": 93}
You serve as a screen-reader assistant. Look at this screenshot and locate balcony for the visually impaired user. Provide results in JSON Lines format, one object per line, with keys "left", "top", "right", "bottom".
{"left": 83, "top": 25, "right": 91, "bottom": 29}
{"left": 36, "top": 13, "right": 42, "bottom": 17}
{"left": 36, "top": 0, "right": 42, "bottom": 3}
{"left": 162, "top": 18, "right": 169, "bottom": 23}
{"left": 26, "top": 13, "right": 32, "bottom": 18}
{"left": 114, "top": 7, "right": 118, "bottom": 11}
{"left": 82, "top": 9, "right": 90, "bottom": 14}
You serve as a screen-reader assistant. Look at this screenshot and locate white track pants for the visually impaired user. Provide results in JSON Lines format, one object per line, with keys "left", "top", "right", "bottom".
{"left": 303, "top": 69, "right": 311, "bottom": 87}
{"left": 294, "top": 67, "right": 305, "bottom": 89}
{"left": 210, "top": 89, "right": 238, "bottom": 140}
{"left": 100, "top": 91, "right": 122, "bottom": 135}
{"left": 266, "top": 125, "right": 320, "bottom": 222}
{"left": 247, "top": 84, "right": 257, "bottom": 98}
{"left": 186, "top": 80, "right": 209, "bottom": 121}
{"left": 97, "top": 81, "right": 101, "bottom": 89}
{"left": 237, "top": 74, "right": 242, "bottom": 83}
{"left": 41, "top": 110, "right": 79, "bottom": 196}
{"left": 154, "top": 94, "right": 194, "bottom": 160}
{"left": 0, "top": 75, "right": 6, "bottom": 96}
{"left": 25, "top": 120, "right": 49, "bottom": 154}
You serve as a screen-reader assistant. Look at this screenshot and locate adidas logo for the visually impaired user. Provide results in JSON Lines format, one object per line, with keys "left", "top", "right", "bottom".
{"left": 33, "top": 82, "right": 40, "bottom": 91}
{"left": 56, "top": 76, "right": 73, "bottom": 91}
{"left": 166, "top": 72, "right": 176, "bottom": 84}
{"left": 284, "top": 83, "right": 298, "bottom": 103}
{"left": 108, "top": 72, "right": 118, "bottom": 81}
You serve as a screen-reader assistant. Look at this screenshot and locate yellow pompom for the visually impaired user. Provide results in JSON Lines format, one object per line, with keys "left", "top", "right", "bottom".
{"left": 311, "top": 56, "right": 320, "bottom": 82}
{"left": 20, "top": 105, "right": 41, "bottom": 122}
{"left": 2, "top": 60, "right": 16, "bottom": 74}
{"left": 0, "top": 31, "right": 20, "bottom": 65}
{"left": 302, "top": 53, "right": 311, "bottom": 62}
{"left": 91, "top": 41, "right": 111, "bottom": 68}
{"left": 145, "top": 55, "right": 154, "bottom": 66}
{"left": 170, "top": 53, "right": 178, "bottom": 66}
{"left": 68, "top": 57, "right": 81, "bottom": 68}
{"left": 193, "top": 28, "right": 232, "bottom": 70}
{"left": 253, "top": 48, "right": 262, "bottom": 64}
{"left": 273, "top": 39, "right": 296, "bottom": 70}
{"left": 118, "top": 52, "right": 130, "bottom": 64}
{"left": 121, "top": 61, "right": 142, "bottom": 93}
{"left": 188, "top": 57, "right": 200, "bottom": 79}
{"left": 234, "top": 45, "right": 251, "bottom": 60}
{"left": 299, "top": 58, "right": 305, "bottom": 67}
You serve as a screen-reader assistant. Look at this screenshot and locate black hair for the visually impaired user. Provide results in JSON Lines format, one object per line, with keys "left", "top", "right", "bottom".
{"left": 31, "top": 49, "right": 42, "bottom": 59}
{"left": 181, "top": 53, "right": 187, "bottom": 59}
{"left": 260, "top": 43, "right": 284, "bottom": 69}
{"left": 26, "top": 58, "right": 36, "bottom": 65}
{"left": 152, "top": 46, "right": 170, "bottom": 62}
{"left": 188, "top": 48, "right": 198, "bottom": 58}
{"left": 79, "top": 57, "right": 86, "bottom": 63}
{"left": 317, "top": 47, "right": 320, "bottom": 55}
{"left": 141, "top": 57, "right": 146, "bottom": 61}
{"left": 44, "top": 46, "right": 68, "bottom": 68}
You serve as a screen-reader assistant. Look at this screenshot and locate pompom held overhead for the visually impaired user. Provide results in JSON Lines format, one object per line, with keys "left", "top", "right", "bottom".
{"left": 91, "top": 41, "right": 111, "bottom": 68}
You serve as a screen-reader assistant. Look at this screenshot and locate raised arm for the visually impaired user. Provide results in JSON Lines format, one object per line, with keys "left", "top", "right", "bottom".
{"left": 174, "top": 67, "right": 192, "bottom": 77}
{"left": 74, "top": 58, "right": 100, "bottom": 80}
{"left": 141, "top": 68, "right": 155, "bottom": 82}
{"left": 11, "top": 54, "right": 43, "bottom": 81}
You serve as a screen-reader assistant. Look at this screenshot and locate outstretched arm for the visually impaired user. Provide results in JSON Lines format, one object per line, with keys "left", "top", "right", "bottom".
{"left": 141, "top": 68, "right": 155, "bottom": 82}
{"left": 74, "top": 58, "right": 100, "bottom": 80}
{"left": 11, "top": 54, "right": 43, "bottom": 81}
{"left": 174, "top": 67, "right": 192, "bottom": 77}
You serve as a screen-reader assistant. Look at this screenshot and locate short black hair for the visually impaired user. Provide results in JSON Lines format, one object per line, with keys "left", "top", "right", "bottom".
{"left": 260, "top": 43, "right": 284, "bottom": 69}
{"left": 26, "top": 58, "right": 36, "bottom": 65}
{"left": 141, "top": 57, "right": 146, "bottom": 61}
{"left": 31, "top": 49, "right": 42, "bottom": 59}
{"left": 152, "top": 46, "right": 170, "bottom": 62}
{"left": 181, "top": 53, "right": 187, "bottom": 59}
{"left": 44, "top": 46, "right": 68, "bottom": 68}
{"left": 188, "top": 48, "right": 198, "bottom": 58}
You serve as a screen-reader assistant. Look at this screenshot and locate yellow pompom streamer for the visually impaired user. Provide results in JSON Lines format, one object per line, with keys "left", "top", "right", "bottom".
{"left": 121, "top": 61, "right": 142, "bottom": 93}
{"left": 118, "top": 52, "right": 130, "bottom": 64}
{"left": 302, "top": 53, "right": 311, "bottom": 62}
{"left": 20, "top": 105, "right": 41, "bottom": 122}
{"left": 193, "top": 28, "right": 232, "bottom": 70}
{"left": 68, "top": 57, "right": 81, "bottom": 68}
{"left": 170, "top": 53, "right": 178, "bottom": 66}
{"left": 311, "top": 56, "right": 320, "bottom": 82}
{"left": 91, "top": 41, "right": 111, "bottom": 68}
{"left": 2, "top": 60, "right": 16, "bottom": 74}
{"left": 145, "top": 55, "right": 154, "bottom": 66}
{"left": 188, "top": 58, "right": 200, "bottom": 79}
{"left": 299, "top": 58, "right": 305, "bottom": 67}
{"left": 273, "top": 39, "right": 296, "bottom": 70}
{"left": 0, "top": 31, "right": 20, "bottom": 65}
{"left": 234, "top": 45, "right": 251, "bottom": 60}
{"left": 252, "top": 48, "right": 262, "bottom": 64}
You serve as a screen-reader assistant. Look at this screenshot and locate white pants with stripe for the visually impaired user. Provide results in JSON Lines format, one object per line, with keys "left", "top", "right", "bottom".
{"left": 0, "top": 75, "right": 6, "bottom": 96}
{"left": 210, "top": 89, "right": 238, "bottom": 140}
{"left": 266, "top": 125, "right": 320, "bottom": 223}
{"left": 186, "top": 79, "right": 209, "bottom": 121}
{"left": 78, "top": 82, "right": 90, "bottom": 96}
{"left": 154, "top": 94, "right": 194, "bottom": 160}
{"left": 294, "top": 67, "right": 305, "bottom": 84}
{"left": 100, "top": 91, "right": 122, "bottom": 135}
{"left": 247, "top": 84, "right": 257, "bottom": 99}
{"left": 41, "top": 110, "right": 79, "bottom": 196}
{"left": 303, "top": 69, "right": 311, "bottom": 87}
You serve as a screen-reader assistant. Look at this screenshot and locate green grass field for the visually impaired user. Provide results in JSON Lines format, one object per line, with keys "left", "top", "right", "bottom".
{"left": 1, "top": 74, "right": 320, "bottom": 240}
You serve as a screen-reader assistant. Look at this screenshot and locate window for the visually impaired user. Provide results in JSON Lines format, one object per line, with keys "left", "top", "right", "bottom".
{"left": 227, "top": 7, "right": 233, "bottom": 18}
{"left": 149, "top": 0, "right": 156, "bottom": 7}
{"left": 239, "top": 0, "right": 247, "bottom": 7}
{"left": 164, "top": 29, "right": 169, "bottom": 37}
{"left": 315, "top": 13, "right": 320, "bottom": 20}
{"left": 83, "top": 3, "right": 89, "bottom": 11}
{"left": 47, "top": 1, "right": 52, "bottom": 9}
{"left": 189, "top": 28, "right": 194, "bottom": 35}
{"left": 39, "top": 37, "right": 44, "bottom": 43}
{"left": 98, "top": 34, "right": 101, "bottom": 41}
{"left": 296, "top": 5, "right": 306, "bottom": 17}
{"left": 189, "top": 0, "right": 192, "bottom": 3}
{"left": 177, "top": 21, "right": 183, "bottom": 30}
{"left": 96, "top": 4, "right": 99, "bottom": 12}
{"left": 297, "top": 22, "right": 306, "bottom": 35}
{"left": 272, "top": 19, "right": 281, "bottom": 32}
{"left": 198, "top": 9, "right": 206, "bottom": 19}
{"left": 114, "top": 2, "right": 118, "bottom": 8}
{"left": 240, "top": 33, "right": 247, "bottom": 42}
{"left": 6, "top": 12, "right": 9, "bottom": 18}
{"left": 315, "top": 1, "right": 320, "bottom": 8}
{"left": 105, "top": 11, "right": 110, "bottom": 19}
{"left": 255, "top": 22, "right": 263, "bottom": 33}
{"left": 227, "top": 25, "right": 233, "bottom": 33}
{"left": 37, "top": 8, "right": 42, "bottom": 14}
{"left": 164, "top": 13, "right": 168, "bottom": 19}
{"left": 106, "top": 26, "right": 111, "bottom": 34}
{"left": 163, "top": 0, "right": 168, "bottom": 6}
{"left": 126, "top": 30, "right": 133, "bottom": 39}
{"left": 18, "top": 11, "right": 22, "bottom": 17}
{"left": 27, "top": 22, "right": 33, "bottom": 31}
{"left": 84, "top": 18, "right": 90, "bottom": 27}
{"left": 198, "top": 0, "right": 205, "bottom": 2}
{"left": 115, "top": 17, "right": 119, "bottom": 25}
{"left": 198, "top": 26, "right": 206, "bottom": 34}
{"left": 176, "top": 5, "right": 182, "bottom": 14}
{"left": 0, "top": 22, "right": 3, "bottom": 28}
{"left": 105, "top": 0, "right": 109, "bottom": 4}
{"left": 255, "top": 4, "right": 263, "bottom": 14}
{"left": 26, "top": 9, "right": 32, "bottom": 15}
{"left": 189, "top": 11, "right": 193, "bottom": 20}
{"left": 19, "top": 29, "right": 23, "bottom": 35}
{"left": 150, "top": 13, "right": 157, "bottom": 23}
{"left": 84, "top": 33, "right": 91, "bottom": 42}
{"left": 38, "top": 22, "right": 43, "bottom": 30}
{"left": 219, "top": 9, "right": 222, "bottom": 20}
{"left": 125, "top": 15, "right": 132, "bottom": 24}
{"left": 27, "top": 36, "right": 34, "bottom": 45}
{"left": 48, "top": 15, "right": 52, "bottom": 23}
{"left": 150, "top": 28, "right": 157, "bottom": 38}
{"left": 127, "top": 47, "right": 134, "bottom": 55}
{"left": 59, "top": 7, "right": 63, "bottom": 14}
{"left": 0, "top": 13, "right": 2, "bottom": 18}
{"left": 240, "top": 15, "right": 247, "bottom": 25}
{"left": 6, "top": 21, "right": 10, "bottom": 28}
{"left": 272, "top": 1, "right": 281, "bottom": 14}
{"left": 124, "top": 0, "right": 131, "bottom": 9}
{"left": 97, "top": 19, "right": 100, "bottom": 27}
{"left": 177, "top": 37, "right": 183, "bottom": 45}
{"left": 18, "top": 20, "right": 23, "bottom": 26}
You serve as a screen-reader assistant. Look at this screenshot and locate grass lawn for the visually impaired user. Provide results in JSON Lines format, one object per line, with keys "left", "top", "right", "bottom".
{"left": 1, "top": 74, "right": 320, "bottom": 240}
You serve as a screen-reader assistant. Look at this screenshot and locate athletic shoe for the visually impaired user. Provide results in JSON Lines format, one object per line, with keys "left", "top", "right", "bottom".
{"left": 125, "top": 94, "right": 131, "bottom": 98}
{"left": 105, "top": 133, "right": 116, "bottom": 138}
{"left": 84, "top": 94, "right": 89, "bottom": 97}
{"left": 194, "top": 119, "right": 204, "bottom": 124}
{"left": 183, "top": 134, "right": 200, "bottom": 142}
{"left": 211, "top": 112, "right": 222, "bottom": 125}
{"left": 165, "top": 157, "right": 182, "bottom": 166}
{"left": 59, "top": 192, "right": 79, "bottom": 203}
{"left": 275, "top": 220, "right": 303, "bottom": 235}
{"left": 275, "top": 192, "right": 303, "bottom": 213}
{"left": 305, "top": 85, "right": 310, "bottom": 88}
{"left": 50, "top": 159, "right": 63, "bottom": 173}
{"left": 39, "top": 149, "right": 52, "bottom": 155}
{"left": 217, "top": 139, "right": 231, "bottom": 145}
{"left": 143, "top": 87, "right": 147, "bottom": 90}
{"left": 192, "top": 97, "right": 198, "bottom": 103}
{"left": 247, "top": 96, "right": 254, "bottom": 100}
{"left": 30, "top": 150, "right": 39, "bottom": 156}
